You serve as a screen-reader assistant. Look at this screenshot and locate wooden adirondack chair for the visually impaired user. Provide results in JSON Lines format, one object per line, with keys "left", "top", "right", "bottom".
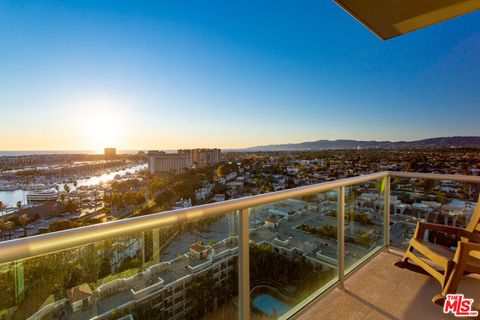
{"left": 434, "top": 240, "right": 480, "bottom": 304}
{"left": 402, "top": 196, "right": 480, "bottom": 304}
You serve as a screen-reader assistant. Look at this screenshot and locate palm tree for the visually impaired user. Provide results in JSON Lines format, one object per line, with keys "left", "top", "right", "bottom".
{"left": 16, "top": 201, "right": 23, "bottom": 222}
{"left": 62, "top": 184, "right": 71, "bottom": 204}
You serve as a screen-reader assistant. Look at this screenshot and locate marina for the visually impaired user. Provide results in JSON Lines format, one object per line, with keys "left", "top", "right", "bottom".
{"left": 0, "top": 163, "right": 147, "bottom": 209}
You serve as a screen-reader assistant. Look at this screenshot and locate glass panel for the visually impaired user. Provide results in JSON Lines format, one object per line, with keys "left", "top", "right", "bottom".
{"left": 344, "top": 178, "right": 385, "bottom": 272}
{"left": 0, "top": 212, "right": 238, "bottom": 320}
{"left": 390, "top": 177, "right": 480, "bottom": 250}
{"left": 249, "top": 189, "right": 339, "bottom": 319}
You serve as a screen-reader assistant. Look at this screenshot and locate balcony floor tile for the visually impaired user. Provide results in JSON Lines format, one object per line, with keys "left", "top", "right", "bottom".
{"left": 297, "top": 251, "right": 480, "bottom": 320}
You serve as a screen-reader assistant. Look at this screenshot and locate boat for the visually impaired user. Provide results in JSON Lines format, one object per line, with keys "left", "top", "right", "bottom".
{"left": 27, "top": 190, "right": 59, "bottom": 203}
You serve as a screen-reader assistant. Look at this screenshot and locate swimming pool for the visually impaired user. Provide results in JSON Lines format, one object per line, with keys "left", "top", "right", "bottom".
{"left": 252, "top": 293, "right": 290, "bottom": 317}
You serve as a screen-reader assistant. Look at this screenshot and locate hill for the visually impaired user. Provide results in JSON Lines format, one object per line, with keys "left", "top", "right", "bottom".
{"left": 243, "top": 136, "right": 480, "bottom": 151}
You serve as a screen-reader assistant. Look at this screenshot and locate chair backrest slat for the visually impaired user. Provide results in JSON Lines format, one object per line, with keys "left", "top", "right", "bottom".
{"left": 466, "top": 196, "right": 480, "bottom": 234}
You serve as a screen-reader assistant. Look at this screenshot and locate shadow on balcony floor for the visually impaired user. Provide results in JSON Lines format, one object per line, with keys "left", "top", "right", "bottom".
{"left": 297, "top": 251, "right": 480, "bottom": 320}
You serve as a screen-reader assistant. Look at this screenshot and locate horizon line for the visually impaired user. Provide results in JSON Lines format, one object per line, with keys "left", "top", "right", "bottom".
{"left": 1, "top": 135, "right": 479, "bottom": 153}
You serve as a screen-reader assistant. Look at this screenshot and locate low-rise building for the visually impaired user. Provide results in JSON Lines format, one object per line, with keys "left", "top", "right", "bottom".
{"left": 264, "top": 216, "right": 278, "bottom": 229}
{"left": 66, "top": 283, "right": 93, "bottom": 313}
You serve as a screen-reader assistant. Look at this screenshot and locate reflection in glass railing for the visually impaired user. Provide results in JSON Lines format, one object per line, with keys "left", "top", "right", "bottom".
{"left": 389, "top": 177, "right": 480, "bottom": 250}
{"left": 248, "top": 191, "right": 339, "bottom": 319}
{"left": 0, "top": 213, "right": 239, "bottom": 320}
{"left": 344, "top": 179, "right": 385, "bottom": 271}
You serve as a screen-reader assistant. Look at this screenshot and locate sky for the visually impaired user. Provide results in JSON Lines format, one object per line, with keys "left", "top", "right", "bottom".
{"left": 0, "top": 1, "right": 479, "bottom": 151}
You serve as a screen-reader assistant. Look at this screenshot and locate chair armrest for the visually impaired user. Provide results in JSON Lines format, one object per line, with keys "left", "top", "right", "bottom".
{"left": 463, "top": 232, "right": 480, "bottom": 244}
{"left": 414, "top": 222, "right": 469, "bottom": 239}
{"left": 459, "top": 241, "right": 480, "bottom": 260}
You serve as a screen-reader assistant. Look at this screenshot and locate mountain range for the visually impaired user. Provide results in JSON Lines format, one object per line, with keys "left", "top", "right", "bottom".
{"left": 243, "top": 136, "right": 480, "bottom": 151}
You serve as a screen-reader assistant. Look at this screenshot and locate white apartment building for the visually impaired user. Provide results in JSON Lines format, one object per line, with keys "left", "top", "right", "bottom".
{"left": 148, "top": 148, "right": 221, "bottom": 174}
{"left": 148, "top": 151, "right": 192, "bottom": 174}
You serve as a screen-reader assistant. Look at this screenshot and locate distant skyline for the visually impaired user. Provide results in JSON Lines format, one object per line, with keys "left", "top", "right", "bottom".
{"left": 1, "top": 1, "right": 479, "bottom": 150}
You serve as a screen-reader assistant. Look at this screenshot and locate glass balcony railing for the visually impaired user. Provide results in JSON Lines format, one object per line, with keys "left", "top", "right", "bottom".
{"left": 0, "top": 172, "right": 478, "bottom": 320}
{"left": 248, "top": 189, "right": 340, "bottom": 319}
{"left": 388, "top": 173, "right": 480, "bottom": 251}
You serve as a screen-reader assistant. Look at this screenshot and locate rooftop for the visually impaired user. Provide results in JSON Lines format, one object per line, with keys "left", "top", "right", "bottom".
{"left": 65, "top": 283, "right": 93, "bottom": 303}
{"left": 190, "top": 243, "right": 207, "bottom": 253}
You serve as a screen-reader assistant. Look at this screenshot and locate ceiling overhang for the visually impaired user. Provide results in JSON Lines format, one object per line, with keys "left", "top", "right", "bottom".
{"left": 334, "top": 0, "right": 480, "bottom": 40}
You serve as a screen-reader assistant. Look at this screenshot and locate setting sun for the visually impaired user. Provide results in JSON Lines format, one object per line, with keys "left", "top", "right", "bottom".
{"left": 77, "top": 100, "right": 124, "bottom": 151}
{"left": 83, "top": 116, "right": 119, "bottom": 150}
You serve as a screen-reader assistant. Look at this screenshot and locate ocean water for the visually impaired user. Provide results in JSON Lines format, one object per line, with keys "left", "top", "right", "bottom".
{"left": 0, "top": 150, "right": 177, "bottom": 156}
{"left": 0, "top": 150, "right": 138, "bottom": 156}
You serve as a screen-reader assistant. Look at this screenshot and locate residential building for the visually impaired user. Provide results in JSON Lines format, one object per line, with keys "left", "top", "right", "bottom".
{"left": 178, "top": 148, "right": 221, "bottom": 168}
{"left": 148, "top": 151, "right": 192, "bottom": 174}
{"left": 66, "top": 283, "right": 93, "bottom": 313}
{"left": 104, "top": 148, "right": 117, "bottom": 158}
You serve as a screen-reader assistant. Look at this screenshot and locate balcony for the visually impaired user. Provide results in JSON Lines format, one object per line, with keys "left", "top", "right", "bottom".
{"left": 0, "top": 171, "right": 479, "bottom": 320}
{"left": 297, "top": 251, "right": 480, "bottom": 320}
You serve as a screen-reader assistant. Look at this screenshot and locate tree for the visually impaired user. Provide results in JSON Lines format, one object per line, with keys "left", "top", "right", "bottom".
{"left": 173, "top": 180, "right": 198, "bottom": 199}
{"left": 63, "top": 199, "right": 79, "bottom": 213}
{"left": 190, "top": 275, "right": 216, "bottom": 317}
{"left": 0, "top": 219, "right": 7, "bottom": 240}
{"left": 18, "top": 214, "right": 29, "bottom": 237}
{"left": 286, "top": 178, "right": 296, "bottom": 189}
{"left": 435, "top": 192, "right": 447, "bottom": 204}
{"left": 0, "top": 201, "right": 4, "bottom": 211}
{"left": 0, "top": 220, "right": 14, "bottom": 240}
{"left": 48, "top": 220, "right": 80, "bottom": 232}
{"left": 216, "top": 163, "right": 236, "bottom": 178}
{"left": 354, "top": 212, "right": 373, "bottom": 225}
{"left": 217, "top": 164, "right": 228, "bottom": 178}
{"left": 212, "top": 182, "right": 226, "bottom": 194}
{"left": 357, "top": 232, "right": 371, "bottom": 246}
{"left": 154, "top": 189, "right": 174, "bottom": 207}
{"left": 417, "top": 179, "right": 435, "bottom": 196}
{"left": 147, "top": 178, "right": 165, "bottom": 196}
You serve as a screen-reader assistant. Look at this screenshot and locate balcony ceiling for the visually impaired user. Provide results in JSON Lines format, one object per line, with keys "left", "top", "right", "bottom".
{"left": 334, "top": 0, "right": 480, "bottom": 40}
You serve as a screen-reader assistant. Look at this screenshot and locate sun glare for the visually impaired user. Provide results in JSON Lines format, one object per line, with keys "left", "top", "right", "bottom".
{"left": 78, "top": 100, "right": 123, "bottom": 151}
{"left": 83, "top": 117, "right": 119, "bottom": 151}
